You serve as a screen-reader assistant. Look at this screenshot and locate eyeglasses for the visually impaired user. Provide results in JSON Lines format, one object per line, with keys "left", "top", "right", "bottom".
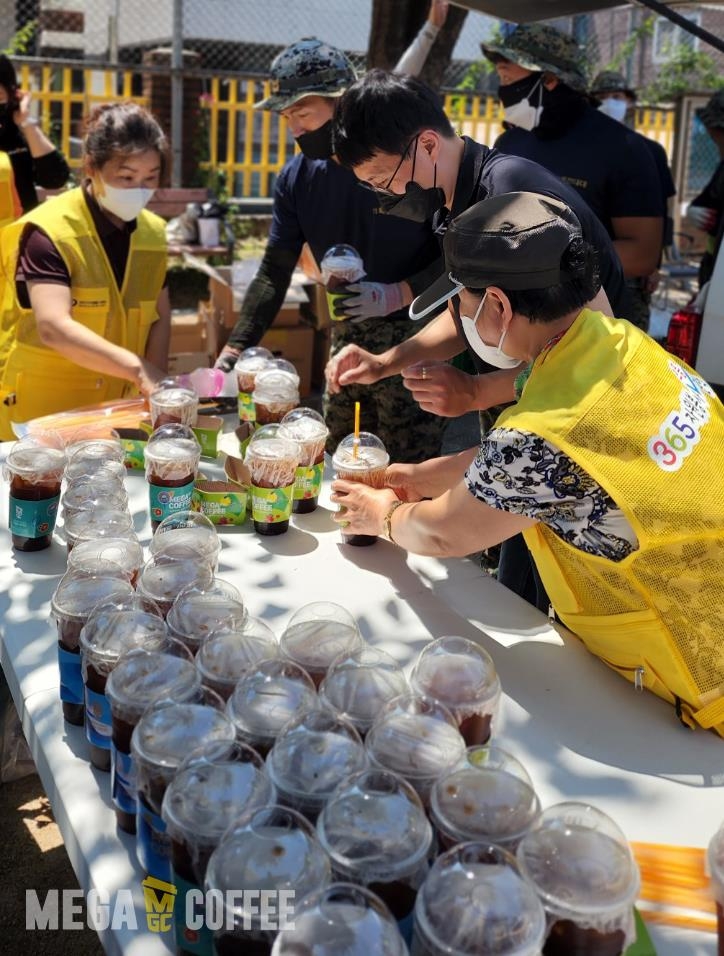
{"left": 361, "top": 134, "right": 419, "bottom": 197}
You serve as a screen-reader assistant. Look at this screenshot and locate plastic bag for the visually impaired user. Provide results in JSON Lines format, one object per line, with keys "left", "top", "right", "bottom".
{"left": 166, "top": 202, "right": 201, "bottom": 244}
{"left": 0, "top": 677, "right": 36, "bottom": 783}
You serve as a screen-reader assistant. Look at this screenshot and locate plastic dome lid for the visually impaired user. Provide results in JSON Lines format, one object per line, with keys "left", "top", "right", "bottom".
{"left": 319, "top": 646, "right": 408, "bottom": 733}
{"left": 50, "top": 570, "right": 135, "bottom": 622}
{"left": 332, "top": 432, "right": 389, "bottom": 471}
{"left": 225, "top": 659, "right": 318, "bottom": 742}
{"left": 196, "top": 619, "right": 279, "bottom": 686}
{"left": 138, "top": 557, "right": 214, "bottom": 603}
{"left": 166, "top": 580, "right": 246, "bottom": 645}
{"left": 279, "top": 406, "right": 328, "bottom": 439}
{"left": 66, "top": 437, "right": 123, "bottom": 462}
{"left": 271, "top": 883, "right": 408, "bottom": 955}
{"left": 410, "top": 636, "right": 501, "bottom": 709}
{"left": 105, "top": 649, "right": 200, "bottom": 717}
{"left": 68, "top": 536, "right": 143, "bottom": 578}
{"left": 150, "top": 384, "right": 198, "bottom": 406}
{"left": 235, "top": 347, "right": 273, "bottom": 372}
{"left": 415, "top": 843, "right": 546, "bottom": 955}
{"left": 252, "top": 369, "right": 300, "bottom": 403}
{"left": 281, "top": 602, "right": 362, "bottom": 674}
{"left": 516, "top": 802, "right": 641, "bottom": 916}
{"left": 150, "top": 510, "right": 219, "bottom": 561}
{"left": 79, "top": 606, "right": 168, "bottom": 672}
{"left": 131, "top": 701, "right": 236, "bottom": 771}
{"left": 317, "top": 768, "right": 432, "bottom": 880}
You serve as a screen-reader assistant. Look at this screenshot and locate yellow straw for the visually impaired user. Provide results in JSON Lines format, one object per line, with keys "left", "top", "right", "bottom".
{"left": 353, "top": 401, "right": 361, "bottom": 459}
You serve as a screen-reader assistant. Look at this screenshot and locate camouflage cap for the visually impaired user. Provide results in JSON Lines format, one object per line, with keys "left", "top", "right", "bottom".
{"left": 255, "top": 37, "right": 356, "bottom": 112}
{"left": 590, "top": 70, "right": 636, "bottom": 100}
{"left": 482, "top": 23, "right": 588, "bottom": 93}
{"left": 696, "top": 88, "right": 724, "bottom": 130}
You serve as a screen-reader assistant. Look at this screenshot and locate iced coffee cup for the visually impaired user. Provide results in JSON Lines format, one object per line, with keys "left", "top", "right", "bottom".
{"left": 150, "top": 509, "right": 220, "bottom": 570}
{"left": 80, "top": 603, "right": 168, "bottom": 771}
{"left": 708, "top": 824, "right": 724, "bottom": 955}
{"left": 106, "top": 647, "right": 200, "bottom": 834}
{"left": 365, "top": 693, "right": 466, "bottom": 806}
{"left": 280, "top": 602, "right": 363, "bottom": 690}
{"left": 411, "top": 843, "right": 546, "bottom": 956}
{"left": 235, "top": 347, "right": 273, "bottom": 422}
{"left": 317, "top": 768, "right": 433, "bottom": 943}
{"left": 149, "top": 383, "right": 199, "bottom": 429}
{"left": 517, "top": 803, "right": 641, "bottom": 956}
{"left": 430, "top": 745, "right": 540, "bottom": 853}
{"left": 67, "top": 437, "right": 124, "bottom": 464}
{"left": 195, "top": 617, "right": 279, "bottom": 700}
{"left": 225, "top": 658, "right": 318, "bottom": 758}
{"left": 271, "top": 883, "right": 409, "bottom": 955}
{"left": 266, "top": 708, "right": 367, "bottom": 822}
{"left": 131, "top": 700, "right": 236, "bottom": 881}
{"left": 50, "top": 569, "right": 134, "bottom": 725}
{"left": 64, "top": 507, "right": 134, "bottom": 554}
{"left": 5, "top": 440, "right": 65, "bottom": 551}
{"left": 65, "top": 454, "right": 126, "bottom": 484}
{"left": 332, "top": 432, "right": 390, "bottom": 546}
{"left": 144, "top": 424, "right": 202, "bottom": 531}
{"left": 162, "top": 741, "right": 275, "bottom": 956}
{"left": 319, "top": 646, "right": 409, "bottom": 738}
{"left": 252, "top": 369, "right": 300, "bottom": 426}
{"left": 205, "top": 804, "right": 331, "bottom": 955}
{"left": 321, "top": 243, "right": 365, "bottom": 322}
{"left": 166, "top": 580, "right": 247, "bottom": 656}
{"left": 68, "top": 536, "right": 144, "bottom": 588}
{"left": 61, "top": 476, "right": 128, "bottom": 523}
{"left": 245, "top": 435, "right": 300, "bottom": 536}
{"left": 137, "top": 555, "right": 215, "bottom": 619}
{"left": 279, "top": 407, "right": 329, "bottom": 514}
{"left": 410, "top": 636, "right": 502, "bottom": 747}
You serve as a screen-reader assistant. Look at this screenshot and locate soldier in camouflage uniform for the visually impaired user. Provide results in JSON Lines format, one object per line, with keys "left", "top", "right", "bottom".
{"left": 215, "top": 38, "right": 446, "bottom": 463}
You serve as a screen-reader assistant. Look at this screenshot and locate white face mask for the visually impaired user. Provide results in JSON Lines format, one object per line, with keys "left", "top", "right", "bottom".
{"left": 598, "top": 98, "right": 628, "bottom": 124}
{"left": 503, "top": 77, "right": 544, "bottom": 132}
{"left": 460, "top": 294, "right": 520, "bottom": 369}
{"left": 95, "top": 178, "right": 155, "bottom": 221}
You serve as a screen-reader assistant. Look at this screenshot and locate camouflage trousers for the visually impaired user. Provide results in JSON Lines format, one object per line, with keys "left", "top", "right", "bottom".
{"left": 625, "top": 277, "right": 651, "bottom": 332}
{"left": 323, "top": 316, "right": 446, "bottom": 464}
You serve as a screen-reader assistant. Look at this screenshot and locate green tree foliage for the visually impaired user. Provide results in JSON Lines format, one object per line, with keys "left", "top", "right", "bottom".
{"left": 3, "top": 20, "right": 37, "bottom": 56}
{"left": 643, "top": 44, "right": 724, "bottom": 103}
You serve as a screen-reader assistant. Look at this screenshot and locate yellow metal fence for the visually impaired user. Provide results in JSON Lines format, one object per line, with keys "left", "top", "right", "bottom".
{"left": 16, "top": 63, "right": 675, "bottom": 198}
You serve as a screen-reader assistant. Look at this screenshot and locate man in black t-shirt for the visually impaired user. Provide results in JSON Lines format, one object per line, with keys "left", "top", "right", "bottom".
{"left": 686, "top": 89, "right": 724, "bottom": 289}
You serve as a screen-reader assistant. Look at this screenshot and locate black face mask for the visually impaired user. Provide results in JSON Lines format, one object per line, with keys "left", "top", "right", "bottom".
{"left": 376, "top": 180, "right": 446, "bottom": 223}
{"left": 295, "top": 120, "right": 334, "bottom": 160}
{"left": 498, "top": 72, "right": 544, "bottom": 108}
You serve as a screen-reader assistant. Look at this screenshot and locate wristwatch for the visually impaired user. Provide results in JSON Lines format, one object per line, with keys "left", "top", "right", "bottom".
{"left": 383, "top": 500, "right": 405, "bottom": 543}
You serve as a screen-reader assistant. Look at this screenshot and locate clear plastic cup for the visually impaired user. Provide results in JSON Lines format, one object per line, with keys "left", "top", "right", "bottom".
{"left": 162, "top": 740, "right": 275, "bottom": 954}
{"left": 137, "top": 555, "right": 215, "bottom": 619}
{"left": 131, "top": 700, "right": 236, "bottom": 881}
{"left": 332, "top": 432, "right": 390, "bottom": 546}
{"left": 245, "top": 436, "right": 301, "bottom": 536}
{"left": 278, "top": 407, "right": 329, "bottom": 514}
{"left": 144, "top": 423, "right": 201, "bottom": 531}
{"left": 50, "top": 569, "right": 134, "bottom": 726}
{"left": 317, "top": 768, "right": 433, "bottom": 942}
{"left": 430, "top": 745, "right": 540, "bottom": 852}
{"left": 280, "top": 602, "right": 363, "bottom": 690}
{"left": 149, "top": 383, "right": 199, "bottom": 429}
{"left": 80, "top": 604, "right": 168, "bottom": 772}
{"left": 65, "top": 455, "right": 127, "bottom": 484}
{"left": 61, "top": 476, "right": 129, "bottom": 522}
{"left": 106, "top": 647, "right": 200, "bottom": 834}
{"left": 235, "top": 347, "right": 273, "bottom": 422}
{"left": 149, "top": 509, "right": 220, "bottom": 570}
{"left": 166, "top": 580, "right": 247, "bottom": 655}
{"left": 271, "top": 883, "right": 410, "bottom": 955}
{"left": 66, "top": 437, "right": 124, "bottom": 463}
{"left": 68, "top": 536, "right": 144, "bottom": 588}
{"left": 365, "top": 693, "right": 467, "bottom": 805}
{"left": 319, "top": 645, "right": 409, "bottom": 737}
{"left": 195, "top": 618, "right": 279, "bottom": 700}
{"left": 252, "top": 368, "right": 301, "bottom": 426}
{"left": 516, "top": 803, "right": 641, "bottom": 956}
{"left": 266, "top": 708, "right": 367, "bottom": 821}
{"left": 64, "top": 507, "right": 134, "bottom": 554}
{"left": 225, "top": 658, "right": 318, "bottom": 758}
{"left": 321, "top": 243, "right": 365, "bottom": 322}
{"left": 4, "top": 440, "right": 65, "bottom": 551}
{"left": 410, "top": 637, "right": 502, "bottom": 746}
{"left": 411, "top": 842, "right": 547, "bottom": 956}
{"left": 205, "top": 805, "right": 331, "bottom": 954}
{"left": 707, "top": 824, "right": 724, "bottom": 954}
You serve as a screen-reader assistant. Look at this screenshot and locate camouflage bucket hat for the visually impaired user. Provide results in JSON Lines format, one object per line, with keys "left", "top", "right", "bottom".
{"left": 696, "top": 89, "right": 724, "bottom": 130}
{"left": 590, "top": 70, "right": 636, "bottom": 100}
{"left": 255, "top": 37, "right": 356, "bottom": 112}
{"left": 482, "top": 23, "right": 588, "bottom": 93}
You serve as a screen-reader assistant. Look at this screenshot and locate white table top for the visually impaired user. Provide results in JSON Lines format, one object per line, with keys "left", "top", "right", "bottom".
{"left": 1, "top": 447, "right": 721, "bottom": 955}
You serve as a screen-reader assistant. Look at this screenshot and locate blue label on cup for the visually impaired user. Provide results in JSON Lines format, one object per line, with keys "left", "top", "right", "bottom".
{"left": 84, "top": 686, "right": 111, "bottom": 749}
{"left": 137, "top": 799, "right": 171, "bottom": 881}
{"left": 173, "top": 871, "right": 213, "bottom": 955}
{"left": 9, "top": 493, "right": 59, "bottom": 539}
{"left": 58, "top": 646, "right": 83, "bottom": 706}
{"left": 111, "top": 746, "right": 137, "bottom": 815}
{"left": 149, "top": 480, "right": 195, "bottom": 525}
{"left": 398, "top": 911, "right": 414, "bottom": 946}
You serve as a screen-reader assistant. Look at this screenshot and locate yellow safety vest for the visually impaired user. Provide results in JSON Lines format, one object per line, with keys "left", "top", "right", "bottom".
{"left": 0, "top": 151, "right": 22, "bottom": 229}
{"left": 498, "top": 309, "right": 724, "bottom": 734}
{"left": 0, "top": 186, "right": 166, "bottom": 438}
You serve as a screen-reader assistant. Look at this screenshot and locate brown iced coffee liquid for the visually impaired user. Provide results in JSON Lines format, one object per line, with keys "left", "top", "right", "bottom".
{"left": 293, "top": 450, "right": 325, "bottom": 515}
{"left": 10, "top": 475, "right": 61, "bottom": 551}
{"left": 214, "top": 930, "right": 272, "bottom": 956}
{"left": 85, "top": 662, "right": 111, "bottom": 772}
{"left": 543, "top": 919, "right": 626, "bottom": 956}
{"left": 458, "top": 712, "right": 491, "bottom": 747}
{"left": 254, "top": 402, "right": 296, "bottom": 427}
{"left": 111, "top": 714, "right": 137, "bottom": 833}
{"left": 148, "top": 472, "right": 194, "bottom": 532}
{"left": 58, "top": 617, "right": 84, "bottom": 725}
{"left": 153, "top": 411, "right": 186, "bottom": 428}
{"left": 369, "top": 879, "right": 417, "bottom": 922}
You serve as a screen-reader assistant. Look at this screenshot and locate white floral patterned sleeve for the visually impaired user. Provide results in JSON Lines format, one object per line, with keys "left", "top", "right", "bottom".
{"left": 464, "top": 427, "right": 639, "bottom": 562}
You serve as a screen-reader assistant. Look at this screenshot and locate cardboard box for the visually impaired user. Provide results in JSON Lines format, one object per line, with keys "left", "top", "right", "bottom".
{"left": 169, "top": 309, "right": 208, "bottom": 354}
{"left": 302, "top": 281, "right": 332, "bottom": 330}
{"left": 259, "top": 325, "right": 314, "bottom": 397}
{"left": 167, "top": 351, "right": 212, "bottom": 375}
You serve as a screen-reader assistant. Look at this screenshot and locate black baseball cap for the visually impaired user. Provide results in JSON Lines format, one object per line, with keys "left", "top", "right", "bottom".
{"left": 409, "top": 191, "right": 582, "bottom": 321}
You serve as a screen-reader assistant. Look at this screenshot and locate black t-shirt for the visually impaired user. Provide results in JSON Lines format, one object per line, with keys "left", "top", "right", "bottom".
{"left": 0, "top": 121, "right": 70, "bottom": 213}
{"left": 495, "top": 106, "right": 663, "bottom": 237}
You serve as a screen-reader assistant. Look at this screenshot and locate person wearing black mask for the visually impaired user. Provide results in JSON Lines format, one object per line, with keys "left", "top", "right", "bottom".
{"left": 0, "top": 54, "right": 69, "bottom": 226}
{"left": 215, "top": 28, "right": 450, "bottom": 464}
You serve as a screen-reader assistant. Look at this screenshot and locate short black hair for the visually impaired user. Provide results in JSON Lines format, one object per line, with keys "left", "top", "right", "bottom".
{"left": 468, "top": 237, "right": 601, "bottom": 323}
{"left": 333, "top": 69, "right": 455, "bottom": 169}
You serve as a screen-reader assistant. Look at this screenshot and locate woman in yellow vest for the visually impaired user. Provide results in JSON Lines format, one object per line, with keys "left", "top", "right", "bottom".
{"left": 332, "top": 191, "right": 724, "bottom": 736}
{"left": 0, "top": 101, "right": 169, "bottom": 439}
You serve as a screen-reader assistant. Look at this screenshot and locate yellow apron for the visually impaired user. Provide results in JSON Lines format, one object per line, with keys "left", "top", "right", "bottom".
{"left": 0, "top": 151, "right": 22, "bottom": 230}
{"left": 0, "top": 186, "right": 166, "bottom": 438}
{"left": 498, "top": 309, "right": 724, "bottom": 733}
